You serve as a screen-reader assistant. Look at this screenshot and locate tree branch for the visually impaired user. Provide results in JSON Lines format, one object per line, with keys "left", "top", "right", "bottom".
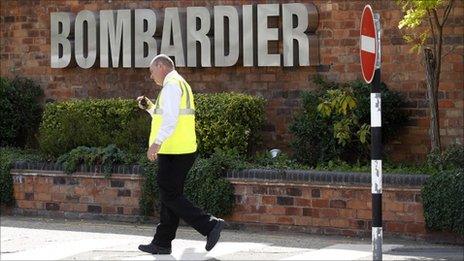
{"left": 432, "top": 9, "right": 443, "bottom": 94}
{"left": 432, "top": 8, "right": 441, "bottom": 31}
{"left": 427, "top": 10, "right": 437, "bottom": 58}
{"left": 442, "top": 0, "right": 454, "bottom": 27}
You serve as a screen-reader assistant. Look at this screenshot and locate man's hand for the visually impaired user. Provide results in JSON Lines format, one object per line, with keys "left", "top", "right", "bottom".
{"left": 147, "top": 143, "right": 161, "bottom": 162}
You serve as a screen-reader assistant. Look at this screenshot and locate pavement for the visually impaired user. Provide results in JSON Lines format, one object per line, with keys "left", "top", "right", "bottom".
{"left": 0, "top": 215, "right": 462, "bottom": 260}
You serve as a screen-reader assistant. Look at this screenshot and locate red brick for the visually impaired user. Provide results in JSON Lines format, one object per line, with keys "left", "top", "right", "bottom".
{"left": 74, "top": 204, "right": 89, "bottom": 213}
{"left": 439, "top": 100, "right": 454, "bottom": 108}
{"left": 395, "top": 213, "right": 417, "bottom": 222}
{"left": 405, "top": 203, "right": 423, "bottom": 213}
{"left": 267, "top": 206, "right": 286, "bottom": 215}
{"left": 59, "top": 203, "right": 74, "bottom": 212}
{"left": 102, "top": 206, "right": 117, "bottom": 214}
{"left": 262, "top": 195, "right": 276, "bottom": 205}
{"left": 277, "top": 216, "right": 294, "bottom": 225}
{"left": 35, "top": 192, "right": 52, "bottom": 201}
{"left": 260, "top": 215, "right": 276, "bottom": 224}
{"left": 74, "top": 187, "right": 87, "bottom": 196}
{"left": 295, "top": 198, "right": 312, "bottom": 207}
{"left": 406, "top": 223, "right": 427, "bottom": 234}
{"left": 16, "top": 200, "right": 35, "bottom": 209}
{"left": 384, "top": 201, "right": 404, "bottom": 212}
{"left": 319, "top": 208, "right": 338, "bottom": 218}
{"left": 312, "top": 199, "right": 329, "bottom": 208}
{"left": 330, "top": 199, "right": 347, "bottom": 208}
{"left": 338, "top": 209, "right": 356, "bottom": 218}
{"left": 51, "top": 193, "right": 66, "bottom": 202}
{"left": 294, "top": 216, "right": 311, "bottom": 226}
{"left": 238, "top": 214, "right": 260, "bottom": 223}
{"left": 395, "top": 192, "right": 415, "bottom": 202}
{"left": 312, "top": 218, "right": 330, "bottom": 227}
{"left": 285, "top": 207, "right": 302, "bottom": 216}
{"left": 356, "top": 209, "right": 371, "bottom": 220}
{"left": 245, "top": 196, "right": 258, "bottom": 205}
{"left": 24, "top": 183, "right": 34, "bottom": 193}
{"left": 250, "top": 205, "right": 267, "bottom": 214}
{"left": 330, "top": 219, "right": 350, "bottom": 228}
{"left": 252, "top": 186, "right": 267, "bottom": 194}
{"left": 34, "top": 183, "right": 51, "bottom": 193}
{"left": 14, "top": 191, "right": 25, "bottom": 200}
{"left": 386, "top": 221, "right": 406, "bottom": 232}
{"left": 349, "top": 219, "right": 366, "bottom": 230}
{"left": 383, "top": 211, "right": 398, "bottom": 221}
{"left": 80, "top": 179, "right": 94, "bottom": 187}
{"left": 347, "top": 200, "right": 368, "bottom": 210}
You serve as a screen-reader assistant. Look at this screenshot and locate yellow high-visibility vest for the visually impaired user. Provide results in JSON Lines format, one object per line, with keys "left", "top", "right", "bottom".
{"left": 148, "top": 73, "right": 197, "bottom": 154}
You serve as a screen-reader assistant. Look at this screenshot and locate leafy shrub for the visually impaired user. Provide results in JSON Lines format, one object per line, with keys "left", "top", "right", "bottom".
{"left": 317, "top": 88, "right": 370, "bottom": 146}
{"left": 140, "top": 149, "right": 239, "bottom": 217}
{"left": 56, "top": 144, "right": 137, "bottom": 175}
{"left": 290, "top": 76, "right": 408, "bottom": 166}
{"left": 0, "top": 148, "right": 44, "bottom": 206}
{"left": 138, "top": 157, "right": 159, "bottom": 217}
{"left": 426, "top": 144, "right": 464, "bottom": 171}
{"left": 184, "top": 149, "right": 240, "bottom": 216}
{"left": 0, "top": 77, "right": 43, "bottom": 148}
{"left": 289, "top": 91, "right": 340, "bottom": 166}
{"left": 38, "top": 99, "right": 150, "bottom": 157}
{"left": 422, "top": 168, "right": 464, "bottom": 236}
{"left": 195, "top": 93, "right": 266, "bottom": 156}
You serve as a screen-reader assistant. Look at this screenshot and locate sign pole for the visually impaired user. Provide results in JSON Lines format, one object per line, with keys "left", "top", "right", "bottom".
{"left": 371, "top": 13, "right": 382, "bottom": 261}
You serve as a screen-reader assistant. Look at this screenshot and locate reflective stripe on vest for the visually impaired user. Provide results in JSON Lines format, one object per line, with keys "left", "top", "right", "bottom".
{"left": 148, "top": 74, "right": 197, "bottom": 154}
{"left": 153, "top": 108, "right": 195, "bottom": 115}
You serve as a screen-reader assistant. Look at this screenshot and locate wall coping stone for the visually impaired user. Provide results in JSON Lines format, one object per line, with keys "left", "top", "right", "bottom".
{"left": 226, "top": 169, "right": 428, "bottom": 187}
{"left": 12, "top": 161, "right": 428, "bottom": 187}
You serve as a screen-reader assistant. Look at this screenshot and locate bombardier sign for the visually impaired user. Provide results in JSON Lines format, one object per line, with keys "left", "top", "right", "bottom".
{"left": 51, "top": 3, "right": 319, "bottom": 69}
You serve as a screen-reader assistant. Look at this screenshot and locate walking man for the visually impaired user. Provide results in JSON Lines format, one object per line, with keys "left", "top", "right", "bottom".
{"left": 137, "top": 54, "right": 225, "bottom": 255}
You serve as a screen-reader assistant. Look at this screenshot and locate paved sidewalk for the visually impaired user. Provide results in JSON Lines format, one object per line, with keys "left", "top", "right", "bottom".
{"left": 0, "top": 215, "right": 462, "bottom": 260}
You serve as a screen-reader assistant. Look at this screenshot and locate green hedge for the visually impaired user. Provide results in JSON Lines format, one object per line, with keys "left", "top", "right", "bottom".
{"left": 38, "top": 99, "right": 150, "bottom": 157}
{"left": 421, "top": 144, "right": 464, "bottom": 236}
{"left": 290, "top": 77, "right": 408, "bottom": 166}
{"left": 0, "top": 148, "right": 44, "bottom": 206}
{"left": 39, "top": 93, "right": 265, "bottom": 157}
{"left": 422, "top": 168, "right": 464, "bottom": 236}
{"left": 0, "top": 77, "right": 43, "bottom": 148}
{"left": 195, "top": 93, "right": 266, "bottom": 156}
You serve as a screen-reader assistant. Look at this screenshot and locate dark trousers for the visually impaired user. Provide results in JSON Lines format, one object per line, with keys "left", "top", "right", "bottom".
{"left": 152, "top": 153, "right": 217, "bottom": 248}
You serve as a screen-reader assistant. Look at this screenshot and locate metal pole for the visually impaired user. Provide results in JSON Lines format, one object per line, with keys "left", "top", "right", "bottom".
{"left": 371, "top": 13, "right": 382, "bottom": 261}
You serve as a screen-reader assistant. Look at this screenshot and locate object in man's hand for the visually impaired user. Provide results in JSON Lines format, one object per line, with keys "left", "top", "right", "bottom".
{"left": 137, "top": 95, "right": 148, "bottom": 110}
{"left": 140, "top": 97, "right": 148, "bottom": 108}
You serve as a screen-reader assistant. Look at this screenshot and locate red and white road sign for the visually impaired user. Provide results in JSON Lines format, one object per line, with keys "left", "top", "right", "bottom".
{"left": 360, "top": 5, "right": 377, "bottom": 83}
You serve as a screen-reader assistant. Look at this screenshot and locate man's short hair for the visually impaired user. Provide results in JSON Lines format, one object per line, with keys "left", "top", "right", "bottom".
{"left": 150, "top": 54, "right": 175, "bottom": 69}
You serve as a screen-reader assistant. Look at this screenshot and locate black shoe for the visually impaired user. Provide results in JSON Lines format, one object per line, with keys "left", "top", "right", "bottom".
{"left": 138, "top": 243, "right": 172, "bottom": 254}
{"left": 205, "top": 219, "right": 225, "bottom": 251}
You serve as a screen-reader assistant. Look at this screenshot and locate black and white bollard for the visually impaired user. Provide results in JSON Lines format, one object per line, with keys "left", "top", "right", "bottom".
{"left": 371, "top": 13, "right": 382, "bottom": 261}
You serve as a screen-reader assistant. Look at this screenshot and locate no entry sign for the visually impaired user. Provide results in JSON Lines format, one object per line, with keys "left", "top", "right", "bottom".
{"left": 360, "top": 5, "right": 377, "bottom": 83}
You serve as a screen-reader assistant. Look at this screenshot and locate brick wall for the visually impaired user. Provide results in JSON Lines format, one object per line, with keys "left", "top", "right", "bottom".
{"left": 1, "top": 0, "right": 463, "bottom": 161}
{"left": 229, "top": 180, "right": 425, "bottom": 238}
{"left": 11, "top": 170, "right": 143, "bottom": 221}
{"left": 9, "top": 168, "right": 463, "bottom": 243}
